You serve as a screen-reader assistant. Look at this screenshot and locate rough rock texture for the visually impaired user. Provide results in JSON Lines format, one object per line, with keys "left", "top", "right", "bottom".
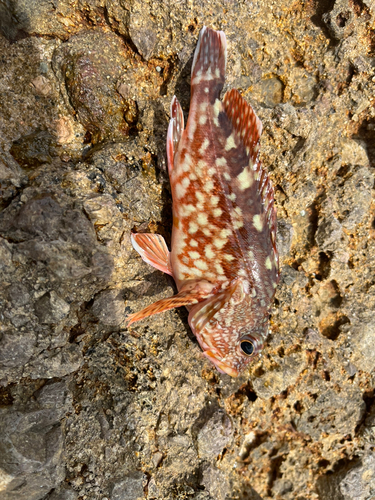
{"left": 0, "top": 1, "right": 375, "bottom": 499}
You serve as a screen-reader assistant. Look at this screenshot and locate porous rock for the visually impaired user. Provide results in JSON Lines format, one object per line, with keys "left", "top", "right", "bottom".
{"left": 1, "top": 1, "right": 375, "bottom": 499}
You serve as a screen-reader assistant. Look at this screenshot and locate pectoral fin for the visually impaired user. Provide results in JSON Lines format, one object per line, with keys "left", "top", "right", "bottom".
{"left": 127, "top": 283, "right": 213, "bottom": 326}
{"left": 131, "top": 233, "right": 173, "bottom": 276}
{"left": 189, "top": 279, "right": 244, "bottom": 332}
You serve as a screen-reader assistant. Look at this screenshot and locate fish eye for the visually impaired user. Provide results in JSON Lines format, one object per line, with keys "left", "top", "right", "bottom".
{"left": 240, "top": 340, "right": 254, "bottom": 356}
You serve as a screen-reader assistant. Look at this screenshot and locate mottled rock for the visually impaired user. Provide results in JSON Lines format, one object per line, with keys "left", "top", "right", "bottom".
{"left": 297, "top": 387, "right": 366, "bottom": 440}
{"left": 0, "top": 380, "right": 71, "bottom": 500}
{"left": 197, "top": 410, "right": 233, "bottom": 459}
{"left": 200, "top": 465, "right": 229, "bottom": 500}
{"left": 315, "top": 215, "right": 344, "bottom": 251}
{"left": 0, "top": 331, "right": 36, "bottom": 369}
{"left": 111, "top": 472, "right": 146, "bottom": 500}
{"left": 340, "top": 453, "right": 375, "bottom": 500}
{"left": 35, "top": 291, "right": 70, "bottom": 324}
{"left": 91, "top": 289, "right": 125, "bottom": 326}
{"left": 52, "top": 31, "right": 131, "bottom": 144}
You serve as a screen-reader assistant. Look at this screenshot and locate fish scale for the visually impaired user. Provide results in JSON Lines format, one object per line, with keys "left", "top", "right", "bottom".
{"left": 127, "top": 26, "right": 279, "bottom": 377}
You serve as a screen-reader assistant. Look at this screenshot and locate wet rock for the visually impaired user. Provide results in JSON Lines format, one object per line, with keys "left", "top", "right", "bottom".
{"left": 324, "top": 166, "right": 374, "bottom": 231}
{"left": 6, "top": 282, "right": 31, "bottom": 307}
{"left": 276, "top": 219, "right": 294, "bottom": 258}
{"left": 1, "top": 1, "right": 375, "bottom": 499}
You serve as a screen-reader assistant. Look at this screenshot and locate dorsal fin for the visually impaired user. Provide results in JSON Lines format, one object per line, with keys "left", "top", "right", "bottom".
{"left": 222, "top": 89, "right": 278, "bottom": 279}
{"left": 222, "top": 89, "right": 262, "bottom": 164}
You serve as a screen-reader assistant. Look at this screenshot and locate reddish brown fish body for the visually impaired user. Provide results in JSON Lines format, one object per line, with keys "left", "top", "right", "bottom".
{"left": 128, "top": 27, "right": 279, "bottom": 377}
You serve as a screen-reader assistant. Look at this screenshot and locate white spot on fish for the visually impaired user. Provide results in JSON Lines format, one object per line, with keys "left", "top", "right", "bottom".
{"left": 199, "top": 114, "right": 207, "bottom": 125}
{"left": 181, "top": 153, "right": 192, "bottom": 172}
{"left": 205, "top": 245, "right": 215, "bottom": 259}
{"left": 189, "top": 221, "right": 198, "bottom": 234}
{"left": 190, "top": 239, "right": 198, "bottom": 247}
{"left": 196, "top": 160, "right": 206, "bottom": 176}
{"left": 204, "top": 87, "right": 209, "bottom": 93}
{"left": 215, "top": 263, "right": 225, "bottom": 275}
{"left": 196, "top": 191, "right": 205, "bottom": 203}
{"left": 203, "top": 180, "right": 214, "bottom": 193}
{"left": 237, "top": 167, "right": 253, "bottom": 190}
{"left": 214, "top": 99, "right": 221, "bottom": 117}
{"left": 202, "top": 228, "right": 211, "bottom": 236}
{"left": 189, "top": 251, "right": 200, "bottom": 259}
{"left": 265, "top": 256, "right": 272, "bottom": 270}
{"left": 228, "top": 193, "right": 236, "bottom": 201}
{"left": 213, "top": 208, "right": 222, "bottom": 217}
{"left": 199, "top": 138, "right": 210, "bottom": 154}
{"left": 210, "top": 195, "right": 220, "bottom": 206}
{"left": 216, "top": 157, "right": 227, "bottom": 167}
{"left": 224, "top": 254, "right": 235, "bottom": 261}
{"left": 182, "top": 177, "right": 190, "bottom": 188}
{"left": 215, "top": 68, "right": 220, "bottom": 78}
{"left": 181, "top": 204, "right": 195, "bottom": 216}
{"left": 225, "top": 134, "right": 236, "bottom": 151}
{"left": 233, "top": 220, "right": 244, "bottom": 229}
{"left": 191, "top": 267, "right": 203, "bottom": 277}
{"left": 213, "top": 238, "right": 226, "bottom": 249}
{"left": 195, "top": 259, "right": 208, "bottom": 270}
{"left": 253, "top": 214, "right": 263, "bottom": 232}
{"left": 175, "top": 182, "right": 187, "bottom": 199}
{"left": 220, "top": 228, "right": 231, "bottom": 238}
{"left": 197, "top": 213, "right": 208, "bottom": 226}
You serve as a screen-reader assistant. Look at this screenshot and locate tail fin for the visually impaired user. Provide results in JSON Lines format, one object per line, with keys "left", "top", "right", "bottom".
{"left": 191, "top": 26, "right": 226, "bottom": 91}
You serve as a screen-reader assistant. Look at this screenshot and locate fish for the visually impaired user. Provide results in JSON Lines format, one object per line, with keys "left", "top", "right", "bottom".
{"left": 127, "top": 26, "right": 279, "bottom": 377}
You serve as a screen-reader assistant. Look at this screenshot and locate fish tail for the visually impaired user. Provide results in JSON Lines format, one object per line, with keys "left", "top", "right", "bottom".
{"left": 191, "top": 26, "right": 226, "bottom": 92}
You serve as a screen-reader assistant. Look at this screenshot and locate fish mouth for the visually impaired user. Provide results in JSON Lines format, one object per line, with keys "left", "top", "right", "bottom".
{"left": 202, "top": 349, "right": 239, "bottom": 378}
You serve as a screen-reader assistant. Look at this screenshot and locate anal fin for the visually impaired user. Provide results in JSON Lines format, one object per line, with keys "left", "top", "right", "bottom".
{"left": 131, "top": 233, "right": 173, "bottom": 276}
{"left": 127, "top": 283, "right": 213, "bottom": 326}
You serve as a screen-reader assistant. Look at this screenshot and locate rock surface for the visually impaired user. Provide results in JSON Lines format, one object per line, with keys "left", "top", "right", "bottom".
{"left": 0, "top": 1, "right": 375, "bottom": 499}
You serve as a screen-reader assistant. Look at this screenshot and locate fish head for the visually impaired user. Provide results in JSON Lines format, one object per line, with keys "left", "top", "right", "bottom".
{"left": 188, "top": 279, "right": 268, "bottom": 377}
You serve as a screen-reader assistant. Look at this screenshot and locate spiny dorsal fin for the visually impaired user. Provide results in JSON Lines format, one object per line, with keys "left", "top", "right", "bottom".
{"left": 222, "top": 89, "right": 262, "bottom": 164}
{"left": 222, "top": 89, "right": 278, "bottom": 277}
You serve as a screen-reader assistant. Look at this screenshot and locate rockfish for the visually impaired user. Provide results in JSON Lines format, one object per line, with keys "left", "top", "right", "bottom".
{"left": 127, "top": 26, "right": 279, "bottom": 377}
